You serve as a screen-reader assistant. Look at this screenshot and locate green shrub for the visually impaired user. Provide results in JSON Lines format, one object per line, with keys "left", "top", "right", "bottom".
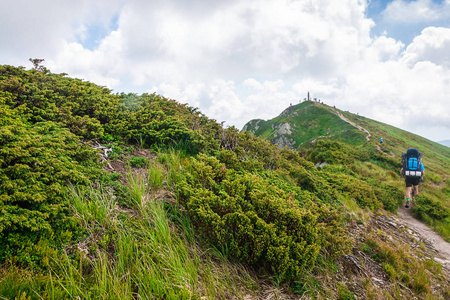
{"left": 308, "top": 140, "right": 369, "bottom": 165}
{"left": 371, "top": 183, "right": 403, "bottom": 212}
{"left": 0, "top": 65, "right": 118, "bottom": 139}
{"left": 128, "top": 156, "right": 149, "bottom": 168}
{"left": 383, "top": 263, "right": 397, "bottom": 280}
{"left": 337, "top": 282, "right": 355, "bottom": 300}
{"left": 412, "top": 195, "right": 450, "bottom": 221}
{"left": 177, "top": 154, "right": 351, "bottom": 282}
{"left": 0, "top": 121, "right": 102, "bottom": 267}
{"left": 106, "top": 93, "right": 221, "bottom": 154}
{"left": 324, "top": 173, "right": 381, "bottom": 210}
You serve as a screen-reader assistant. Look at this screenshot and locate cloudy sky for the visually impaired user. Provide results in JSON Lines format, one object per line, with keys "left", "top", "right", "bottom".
{"left": 1, "top": 0, "right": 450, "bottom": 142}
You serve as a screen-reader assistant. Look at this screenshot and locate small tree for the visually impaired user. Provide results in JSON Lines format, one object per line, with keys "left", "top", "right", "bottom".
{"left": 29, "top": 58, "right": 46, "bottom": 72}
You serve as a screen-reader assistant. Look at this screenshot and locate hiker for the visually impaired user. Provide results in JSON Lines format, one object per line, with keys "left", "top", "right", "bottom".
{"left": 379, "top": 137, "right": 383, "bottom": 144}
{"left": 400, "top": 148, "right": 425, "bottom": 208}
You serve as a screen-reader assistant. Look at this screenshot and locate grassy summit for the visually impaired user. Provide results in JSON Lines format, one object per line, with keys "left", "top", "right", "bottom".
{"left": 243, "top": 101, "right": 367, "bottom": 148}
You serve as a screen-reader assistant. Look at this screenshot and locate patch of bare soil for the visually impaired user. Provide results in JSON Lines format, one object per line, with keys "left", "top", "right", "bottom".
{"left": 104, "top": 147, "right": 157, "bottom": 185}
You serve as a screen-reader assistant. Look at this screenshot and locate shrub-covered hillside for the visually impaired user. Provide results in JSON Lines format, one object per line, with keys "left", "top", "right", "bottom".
{"left": 1, "top": 64, "right": 449, "bottom": 299}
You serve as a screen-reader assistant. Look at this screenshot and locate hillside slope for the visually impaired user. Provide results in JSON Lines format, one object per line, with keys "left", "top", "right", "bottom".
{"left": 1, "top": 65, "right": 449, "bottom": 299}
{"left": 243, "top": 101, "right": 368, "bottom": 149}
{"left": 242, "top": 100, "right": 450, "bottom": 238}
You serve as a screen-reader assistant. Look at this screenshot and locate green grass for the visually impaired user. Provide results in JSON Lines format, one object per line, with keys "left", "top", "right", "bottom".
{"left": 245, "top": 101, "right": 367, "bottom": 148}
{"left": 0, "top": 151, "right": 257, "bottom": 299}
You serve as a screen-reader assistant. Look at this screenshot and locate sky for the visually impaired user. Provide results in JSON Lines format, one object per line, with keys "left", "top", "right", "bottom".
{"left": 1, "top": 0, "right": 450, "bottom": 142}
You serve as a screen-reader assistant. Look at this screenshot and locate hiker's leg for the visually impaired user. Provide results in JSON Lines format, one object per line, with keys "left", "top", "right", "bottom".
{"left": 413, "top": 185, "right": 419, "bottom": 196}
{"left": 405, "top": 186, "right": 412, "bottom": 199}
{"left": 405, "top": 185, "right": 412, "bottom": 207}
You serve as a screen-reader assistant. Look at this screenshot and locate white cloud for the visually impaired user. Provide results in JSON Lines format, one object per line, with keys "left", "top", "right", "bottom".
{"left": 1, "top": 0, "right": 450, "bottom": 141}
{"left": 371, "top": 36, "right": 404, "bottom": 61}
{"left": 401, "top": 27, "right": 450, "bottom": 68}
{"left": 383, "top": 0, "right": 450, "bottom": 23}
{"left": 0, "top": 0, "right": 122, "bottom": 66}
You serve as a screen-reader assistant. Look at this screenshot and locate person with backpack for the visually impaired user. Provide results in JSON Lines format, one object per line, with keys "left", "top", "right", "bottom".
{"left": 400, "top": 148, "right": 425, "bottom": 208}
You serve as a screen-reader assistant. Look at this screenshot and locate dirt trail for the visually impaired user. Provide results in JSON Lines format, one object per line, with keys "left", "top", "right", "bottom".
{"left": 335, "top": 110, "right": 371, "bottom": 141}
{"left": 397, "top": 206, "right": 450, "bottom": 272}
{"left": 376, "top": 144, "right": 396, "bottom": 158}
{"left": 335, "top": 109, "right": 394, "bottom": 157}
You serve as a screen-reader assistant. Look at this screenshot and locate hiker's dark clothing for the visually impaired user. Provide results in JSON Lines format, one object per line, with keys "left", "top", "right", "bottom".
{"left": 405, "top": 176, "right": 421, "bottom": 187}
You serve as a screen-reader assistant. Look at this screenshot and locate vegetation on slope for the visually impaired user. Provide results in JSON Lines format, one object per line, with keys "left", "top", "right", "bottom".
{"left": 243, "top": 101, "right": 450, "bottom": 242}
{"left": 1, "top": 64, "right": 449, "bottom": 299}
{"left": 243, "top": 101, "right": 367, "bottom": 148}
{"left": 341, "top": 111, "right": 450, "bottom": 239}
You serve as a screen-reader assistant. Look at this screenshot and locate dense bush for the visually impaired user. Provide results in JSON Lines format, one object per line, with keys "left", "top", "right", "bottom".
{"left": 412, "top": 195, "right": 450, "bottom": 221}
{"left": 0, "top": 65, "right": 118, "bottom": 139}
{"left": 324, "top": 172, "right": 381, "bottom": 210}
{"left": 177, "top": 154, "right": 352, "bottom": 282}
{"left": 106, "top": 93, "right": 221, "bottom": 154}
{"left": 308, "top": 139, "right": 370, "bottom": 165}
{"left": 0, "top": 120, "right": 102, "bottom": 266}
{"left": 371, "top": 183, "right": 404, "bottom": 212}
{"left": 369, "top": 149, "right": 400, "bottom": 172}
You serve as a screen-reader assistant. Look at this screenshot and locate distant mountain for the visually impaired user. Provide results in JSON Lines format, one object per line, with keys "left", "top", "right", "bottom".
{"left": 242, "top": 100, "right": 450, "bottom": 176}
{"left": 438, "top": 140, "right": 450, "bottom": 147}
{"left": 242, "top": 101, "right": 367, "bottom": 149}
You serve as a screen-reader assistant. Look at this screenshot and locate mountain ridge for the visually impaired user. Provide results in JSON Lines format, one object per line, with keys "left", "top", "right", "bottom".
{"left": 242, "top": 101, "right": 450, "bottom": 170}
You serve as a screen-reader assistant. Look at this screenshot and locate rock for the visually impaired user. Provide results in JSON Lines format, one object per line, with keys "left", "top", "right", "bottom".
{"left": 315, "top": 162, "right": 328, "bottom": 168}
{"left": 372, "top": 277, "right": 383, "bottom": 285}
{"left": 387, "top": 222, "right": 397, "bottom": 228}
{"left": 434, "top": 257, "right": 450, "bottom": 265}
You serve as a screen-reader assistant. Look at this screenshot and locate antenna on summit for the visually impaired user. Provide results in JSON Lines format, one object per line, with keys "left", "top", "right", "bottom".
{"left": 300, "top": 91, "right": 312, "bottom": 102}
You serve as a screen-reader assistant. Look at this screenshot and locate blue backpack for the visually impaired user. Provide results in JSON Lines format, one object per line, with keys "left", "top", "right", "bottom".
{"left": 402, "top": 148, "right": 423, "bottom": 178}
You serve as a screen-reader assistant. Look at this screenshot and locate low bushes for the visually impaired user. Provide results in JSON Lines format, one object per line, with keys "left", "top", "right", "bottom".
{"left": 412, "top": 195, "right": 450, "bottom": 221}
{"left": 0, "top": 120, "right": 102, "bottom": 266}
{"left": 177, "top": 154, "right": 352, "bottom": 282}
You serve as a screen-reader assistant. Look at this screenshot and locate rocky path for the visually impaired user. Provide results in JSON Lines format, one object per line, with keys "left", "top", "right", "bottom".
{"left": 397, "top": 206, "right": 450, "bottom": 272}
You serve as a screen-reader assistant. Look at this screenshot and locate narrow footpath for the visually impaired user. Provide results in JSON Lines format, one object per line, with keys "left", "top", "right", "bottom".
{"left": 397, "top": 206, "right": 450, "bottom": 272}
{"left": 335, "top": 110, "right": 371, "bottom": 141}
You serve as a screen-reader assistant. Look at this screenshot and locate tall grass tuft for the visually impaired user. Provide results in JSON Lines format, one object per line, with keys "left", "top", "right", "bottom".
{"left": 157, "top": 149, "right": 186, "bottom": 188}
{"left": 147, "top": 162, "right": 165, "bottom": 191}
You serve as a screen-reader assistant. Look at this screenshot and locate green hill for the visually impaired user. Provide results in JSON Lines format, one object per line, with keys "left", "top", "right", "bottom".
{"left": 243, "top": 100, "right": 450, "bottom": 180}
{"left": 1, "top": 65, "right": 449, "bottom": 299}
{"left": 243, "top": 101, "right": 367, "bottom": 148}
